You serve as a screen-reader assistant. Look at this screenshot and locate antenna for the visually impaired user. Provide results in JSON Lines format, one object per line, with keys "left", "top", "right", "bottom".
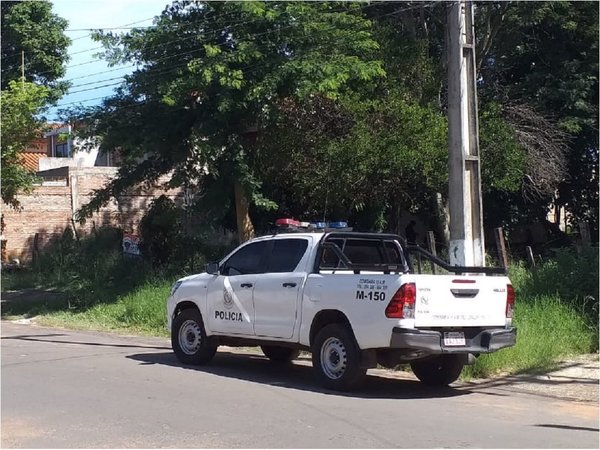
{"left": 322, "top": 150, "right": 333, "bottom": 222}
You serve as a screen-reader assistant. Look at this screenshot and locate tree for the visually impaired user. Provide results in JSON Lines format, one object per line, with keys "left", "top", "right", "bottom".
{"left": 1, "top": 81, "right": 50, "bottom": 208}
{"left": 74, "top": 1, "right": 385, "bottom": 242}
{"left": 256, "top": 92, "right": 449, "bottom": 233}
{"left": 478, "top": 1, "right": 599, "bottom": 234}
{"left": 1, "top": 0, "right": 71, "bottom": 100}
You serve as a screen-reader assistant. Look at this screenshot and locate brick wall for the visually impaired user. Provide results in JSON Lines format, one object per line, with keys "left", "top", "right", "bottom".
{"left": 1, "top": 166, "right": 182, "bottom": 262}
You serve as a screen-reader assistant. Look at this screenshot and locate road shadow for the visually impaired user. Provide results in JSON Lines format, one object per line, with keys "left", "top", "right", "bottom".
{"left": 1, "top": 333, "right": 170, "bottom": 350}
{"left": 459, "top": 358, "right": 599, "bottom": 403}
{"left": 127, "top": 349, "right": 472, "bottom": 400}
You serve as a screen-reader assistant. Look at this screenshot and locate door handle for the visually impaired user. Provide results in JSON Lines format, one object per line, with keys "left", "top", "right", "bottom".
{"left": 282, "top": 282, "right": 297, "bottom": 288}
{"left": 240, "top": 283, "right": 253, "bottom": 288}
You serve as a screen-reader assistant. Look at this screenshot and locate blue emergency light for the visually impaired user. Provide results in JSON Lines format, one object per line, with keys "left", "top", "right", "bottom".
{"left": 328, "top": 221, "right": 348, "bottom": 229}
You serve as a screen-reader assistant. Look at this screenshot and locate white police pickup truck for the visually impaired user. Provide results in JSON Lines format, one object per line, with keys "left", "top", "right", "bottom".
{"left": 167, "top": 230, "right": 516, "bottom": 391}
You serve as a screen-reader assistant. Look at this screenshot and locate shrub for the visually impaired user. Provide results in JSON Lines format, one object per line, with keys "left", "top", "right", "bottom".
{"left": 509, "top": 247, "right": 599, "bottom": 349}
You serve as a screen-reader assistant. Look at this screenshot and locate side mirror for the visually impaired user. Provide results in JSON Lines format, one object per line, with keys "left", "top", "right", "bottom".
{"left": 206, "top": 262, "right": 220, "bottom": 275}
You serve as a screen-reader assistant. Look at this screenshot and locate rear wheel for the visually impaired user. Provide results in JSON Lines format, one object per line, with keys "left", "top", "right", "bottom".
{"left": 410, "top": 354, "right": 464, "bottom": 386}
{"left": 171, "top": 309, "right": 217, "bottom": 365}
{"left": 312, "top": 324, "right": 366, "bottom": 391}
{"left": 261, "top": 345, "right": 300, "bottom": 363}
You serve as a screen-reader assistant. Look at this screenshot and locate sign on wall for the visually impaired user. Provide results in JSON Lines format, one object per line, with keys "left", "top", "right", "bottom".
{"left": 122, "top": 233, "right": 141, "bottom": 256}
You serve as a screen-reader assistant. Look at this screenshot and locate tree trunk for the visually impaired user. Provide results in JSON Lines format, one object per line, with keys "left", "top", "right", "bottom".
{"left": 234, "top": 180, "right": 255, "bottom": 243}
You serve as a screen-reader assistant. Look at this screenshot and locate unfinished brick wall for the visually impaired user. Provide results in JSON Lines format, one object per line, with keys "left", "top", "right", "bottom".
{"left": 1, "top": 167, "right": 182, "bottom": 263}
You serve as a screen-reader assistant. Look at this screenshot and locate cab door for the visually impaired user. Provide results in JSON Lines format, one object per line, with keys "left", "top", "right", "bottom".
{"left": 206, "top": 240, "right": 268, "bottom": 336}
{"left": 253, "top": 238, "right": 309, "bottom": 339}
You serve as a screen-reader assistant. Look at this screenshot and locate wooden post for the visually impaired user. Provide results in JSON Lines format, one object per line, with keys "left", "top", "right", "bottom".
{"left": 494, "top": 227, "right": 509, "bottom": 269}
{"left": 427, "top": 231, "right": 437, "bottom": 274}
{"left": 525, "top": 246, "right": 536, "bottom": 268}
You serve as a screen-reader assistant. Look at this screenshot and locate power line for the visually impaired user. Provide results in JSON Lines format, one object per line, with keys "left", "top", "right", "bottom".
{"left": 43, "top": 1, "right": 383, "bottom": 78}
{"left": 1, "top": 16, "right": 158, "bottom": 61}
{"left": 51, "top": 4, "right": 429, "bottom": 113}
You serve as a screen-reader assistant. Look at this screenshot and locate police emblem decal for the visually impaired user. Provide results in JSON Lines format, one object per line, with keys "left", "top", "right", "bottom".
{"left": 223, "top": 287, "right": 234, "bottom": 309}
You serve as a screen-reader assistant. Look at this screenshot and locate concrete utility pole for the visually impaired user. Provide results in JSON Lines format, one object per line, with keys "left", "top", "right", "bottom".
{"left": 447, "top": 0, "right": 485, "bottom": 267}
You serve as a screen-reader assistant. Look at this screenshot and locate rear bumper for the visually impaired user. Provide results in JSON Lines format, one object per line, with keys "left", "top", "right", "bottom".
{"left": 389, "top": 327, "right": 516, "bottom": 354}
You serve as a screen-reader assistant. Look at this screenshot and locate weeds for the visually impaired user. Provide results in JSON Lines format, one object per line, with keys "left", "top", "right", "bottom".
{"left": 463, "top": 295, "right": 594, "bottom": 378}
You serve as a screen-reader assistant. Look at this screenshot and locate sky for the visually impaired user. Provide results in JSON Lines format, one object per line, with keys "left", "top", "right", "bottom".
{"left": 48, "top": 0, "right": 170, "bottom": 120}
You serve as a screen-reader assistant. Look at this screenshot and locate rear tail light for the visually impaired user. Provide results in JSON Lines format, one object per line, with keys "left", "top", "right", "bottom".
{"left": 506, "top": 284, "right": 515, "bottom": 318}
{"left": 386, "top": 283, "right": 416, "bottom": 319}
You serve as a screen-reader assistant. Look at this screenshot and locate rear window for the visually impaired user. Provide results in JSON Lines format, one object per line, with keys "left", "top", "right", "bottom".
{"left": 320, "top": 238, "right": 403, "bottom": 268}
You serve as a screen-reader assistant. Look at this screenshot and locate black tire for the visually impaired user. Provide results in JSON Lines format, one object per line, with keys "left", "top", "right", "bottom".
{"left": 311, "top": 323, "right": 366, "bottom": 391}
{"left": 171, "top": 308, "right": 217, "bottom": 365}
{"left": 261, "top": 345, "right": 300, "bottom": 363}
{"left": 410, "top": 354, "right": 464, "bottom": 386}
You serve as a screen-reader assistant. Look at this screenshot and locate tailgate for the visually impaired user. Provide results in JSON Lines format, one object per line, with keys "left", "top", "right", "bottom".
{"left": 413, "top": 274, "right": 510, "bottom": 327}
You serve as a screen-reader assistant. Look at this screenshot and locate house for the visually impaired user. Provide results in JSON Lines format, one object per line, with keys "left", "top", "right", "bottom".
{"left": 1, "top": 124, "right": 180, "bottom": 263}
{"left": 18, "top": 123, "right": 120, "bottom": 173}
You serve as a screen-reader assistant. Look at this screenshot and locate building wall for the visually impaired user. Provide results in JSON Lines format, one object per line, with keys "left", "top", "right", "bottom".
{"left": 2, "top": 167, "right": 182, "bottom": 262}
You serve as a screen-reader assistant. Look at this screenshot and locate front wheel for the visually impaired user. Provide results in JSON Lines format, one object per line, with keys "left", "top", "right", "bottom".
{"left": 410, "top": 354, "right": 464, "bottom": 386}
{"left": 312, "top": 324, "right": 366, "bottom": 391}
{"left": 171, "top": 309, "right": 217, "bottom": 365}
{"left": 261, "top": 345, "right": 300, "bottom": 363}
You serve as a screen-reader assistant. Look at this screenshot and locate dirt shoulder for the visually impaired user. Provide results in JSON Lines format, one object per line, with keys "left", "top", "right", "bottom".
{"left": 458, "top": 354, "right": 599, "bottom": 403}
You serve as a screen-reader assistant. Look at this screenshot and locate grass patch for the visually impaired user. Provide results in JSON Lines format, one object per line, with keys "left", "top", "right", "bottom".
{"left": 36, "top": 280, "right": 172, "bottom": 337}
{"left": 463, "top": 295, "right": 594, "bottom": 378}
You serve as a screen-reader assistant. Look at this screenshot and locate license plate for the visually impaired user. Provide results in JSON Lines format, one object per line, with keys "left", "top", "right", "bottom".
{"left": 443, "top": 332, "right": 466, "bottom": 346}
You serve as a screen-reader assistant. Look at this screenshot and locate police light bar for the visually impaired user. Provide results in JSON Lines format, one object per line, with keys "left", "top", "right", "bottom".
{"left": 273, "top": 218, "right": 352, "bottom": 233}
{"left": 328, "top": 221, "right": 348, "bottom": 229}
{"left": 275, "top": 218, "right": 301, "bottom": 227}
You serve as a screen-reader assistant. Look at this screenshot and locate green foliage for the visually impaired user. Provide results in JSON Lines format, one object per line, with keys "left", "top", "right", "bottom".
{"left": 38, "top": 281, "right": 172, "bottom": 336}
{"left": 461, "top": 239, "right": 599, "bottom": 378}
{"left": 14, "top": 226, "right": 150, "bottom": 310}
{"left": 257, "top": 92, "right": 448, "bottom": 230}
{"left": 139, "top": 196, "right": 184, "bottom": 267}
{"left": 1, "top": 0, "right": 71, "bottom": 100}
{"left": 479, "top": 1, "right": 599, "bottom": 233}
{"left": 509, "top": 248, "right": 599, "bottom": 342}
{"left": 74, "top": 1, "right": 385, "bottom": 234}
{"left": 479, "top": 102, "right": 526, "bottom": 193}
{"left": 463, "top": 296, "right": 594, "bottom": 378}
{"left": 1, "top": 80, "right": 50, "bottom": 208}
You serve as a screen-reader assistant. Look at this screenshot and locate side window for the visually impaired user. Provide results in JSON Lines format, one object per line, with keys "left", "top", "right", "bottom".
{"left": 344, "top": 239, "right": 385, "bottom": 264}
{"left": 266, "top": 239, "right": 309, "bottom": 273}
{"left": 320, "top": 238, "right": 344, "bottom": 268}
{"left": 221, "top": 241, "right": 268, "bottom": 276}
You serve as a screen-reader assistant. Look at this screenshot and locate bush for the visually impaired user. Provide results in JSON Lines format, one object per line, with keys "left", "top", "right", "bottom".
{"left": 16, "top": 226, "right": 151, "bottom": 310}
{"left": 509, "top": 247, "right": 599, "bottom": 348}
{"left": 139, "top": 195, "right": 184, "bottom": 267}
{"left": 463, "top": 295, "right": 594, "bottom": 377}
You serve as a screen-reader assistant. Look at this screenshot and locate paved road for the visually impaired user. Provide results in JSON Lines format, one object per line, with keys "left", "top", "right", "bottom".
{"left": 2, "top": 321, "right": 598, "bottom": 448}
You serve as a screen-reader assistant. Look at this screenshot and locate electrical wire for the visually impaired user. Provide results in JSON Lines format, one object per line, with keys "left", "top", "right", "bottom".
{"left": 50, "top": 3, "right": 431, "bottom": 114}
{"left": 41, "top": 1, "right": 383, "bottom": 79}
